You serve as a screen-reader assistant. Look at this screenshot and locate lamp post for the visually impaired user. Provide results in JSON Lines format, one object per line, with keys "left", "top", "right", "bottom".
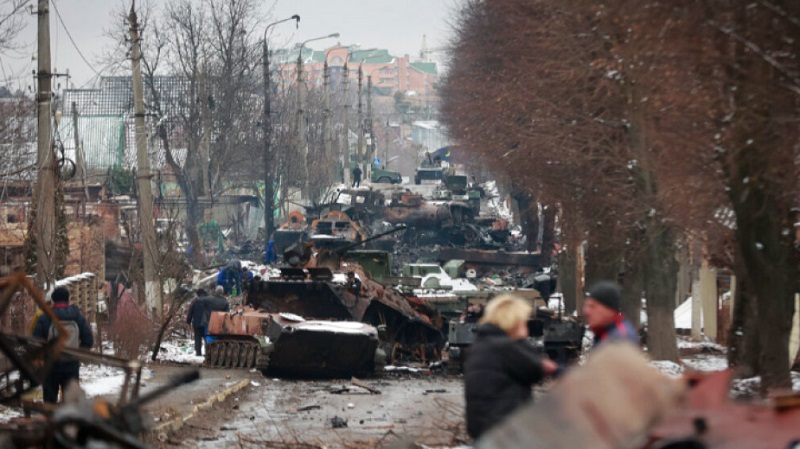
{"left": 339, "top": 48, "right": 376, "bottom": 185}
{"left": 262, "top": 14, "right": 299, "bottom": 260}
{"left": 296, "top": 33, "right": 339, "bottom": 200}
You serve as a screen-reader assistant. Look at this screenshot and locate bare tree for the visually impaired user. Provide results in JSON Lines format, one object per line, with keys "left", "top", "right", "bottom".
{"left": 0, "top": 0, "right": 27, "bottom": 53}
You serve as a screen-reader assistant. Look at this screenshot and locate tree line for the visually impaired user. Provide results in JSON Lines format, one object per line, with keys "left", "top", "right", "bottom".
{"left": 441, "top": 0, "right": 799, "bottom": 392}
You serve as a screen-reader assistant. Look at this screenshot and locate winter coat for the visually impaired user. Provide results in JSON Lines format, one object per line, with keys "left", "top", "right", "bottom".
{"left": 464, "top": 323, "right": 545, "bottom": 439}
{"left": 206, "top": 295, "right": 230, "bottom": 313}
{"left": 592, "top": 315, "right": 639, "bottom": 348}
{"left": 33, "top": 302, "right": 94, "bottom": 372}
{"left": 186, "top": 297, "right": 209, "bottom": 328}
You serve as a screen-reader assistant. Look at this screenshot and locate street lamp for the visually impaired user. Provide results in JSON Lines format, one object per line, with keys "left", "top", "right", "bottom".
{"left": 262, "top": 14, "right": 299, "bottom": 261}
{"left": 296, "top": 33, "right": 340, "bottom": 200}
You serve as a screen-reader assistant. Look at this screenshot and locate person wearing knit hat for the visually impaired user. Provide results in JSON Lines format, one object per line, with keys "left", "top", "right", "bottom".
{"left": 582, "top": 281, "right": 639, "bottom": 348}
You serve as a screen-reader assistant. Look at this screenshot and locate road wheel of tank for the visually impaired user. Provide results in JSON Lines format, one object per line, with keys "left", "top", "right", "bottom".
{"left": 206, "top": 342, "right": 219, "bottom": 367}
{"left": 239, "top": 344, "right": 250, "bottom": 368}
{"left": 223, "top": 342, "right": 234, "bottom": 367}
{"left": 236, "top": 343, "right": 247, "bottom": 368}
{"left": 234, "top": 343, "right": 243, "bottom": 368}
{"left": 243, "top": 344, "right": 256, "bottom": 368}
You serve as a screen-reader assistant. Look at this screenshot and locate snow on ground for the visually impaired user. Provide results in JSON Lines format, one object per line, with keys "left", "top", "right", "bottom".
{"left": 155, "top": 339, "right": 205, "bottom": 365}
{"left": 682, "top": 355, "right": 729, "bottom": 372}
{"left": 80, "top": 364, "right": 128, "bottom": 397}
{"left": 677, "top": 338, "right": 726, "bottom": 352}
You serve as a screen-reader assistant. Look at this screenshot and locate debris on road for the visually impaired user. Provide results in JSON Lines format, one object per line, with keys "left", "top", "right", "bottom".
{"left": 330, "top": 416, "right": 348, "bottom": 428}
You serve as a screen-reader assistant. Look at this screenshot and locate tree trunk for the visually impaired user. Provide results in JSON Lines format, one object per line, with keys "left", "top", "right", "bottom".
{"left": 540, "top": 204, "right": 557, "bottom": 266}
{"left": 584, "top": 229, "right": 623, "bottom": 288}
{"left": 158, "top": 124, "right": 205, "bottom": 267}
{"left": 727, "top": 259, "right": 760, "bottom": 377}
{"left": 621, "top": 252, "right": 644, "bottom": 330}
{"left": 559, "top": 246, "right": 577, "bottom": 315}
{"left": 644, "top": 223, "right": 679, "bottom": 362}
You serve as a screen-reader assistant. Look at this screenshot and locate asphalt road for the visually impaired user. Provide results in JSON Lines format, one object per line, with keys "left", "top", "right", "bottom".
{"left": 151, "top": 372, "right": 469, "bottom": 449}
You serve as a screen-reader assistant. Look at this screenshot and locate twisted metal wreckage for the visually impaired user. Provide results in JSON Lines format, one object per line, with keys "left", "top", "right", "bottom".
{"left": 0, "top": 273, "right": 198, "bottom": 449}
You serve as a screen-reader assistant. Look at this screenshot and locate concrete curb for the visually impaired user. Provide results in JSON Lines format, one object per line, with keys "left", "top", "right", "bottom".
{"left": 152, "top": 378, "right": 250, "bottom": 440}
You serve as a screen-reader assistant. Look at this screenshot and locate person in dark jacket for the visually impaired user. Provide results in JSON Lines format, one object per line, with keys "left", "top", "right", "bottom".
{"left": 186, "top": 289, "right": 209, "bottom": 356}
{"left": 224, "top": 260, "right": 243, "bottom": 295}
{"left": 352, "top": 166, "right": 362, "bottom": 188}
{"left": 464, "top": 294, "right": 558, "bottom": 439}
{"left": 33, "top": 287, "right": 94, "bottom": 403}
{"left": 582, "top": 281, "right": 639, "bottom": 348}
{"left": 207, "top": 286, "right": 230, "bottom": 314}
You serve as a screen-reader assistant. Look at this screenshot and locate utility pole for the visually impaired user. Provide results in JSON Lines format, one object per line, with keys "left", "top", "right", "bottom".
{"left": 341, "top": 61, "right": 351, "bottom": 186}
{"left": 323, "top": 61, "right": 332, "bottom": 164}
{"left": 198, "top": 63, "right": 211, "bottom": 196}
{"left": 366, "top": 74, "right": 373, "bottom": 177}
{"left": 129, "top": 2, "right": 162, "bottom": 318}
{"left": 262, "top": 15, "right": 299, "bottom": 253}
{"left": 295, "top": 52, "right": 308, "bottom": 200}
{"left": 31, "top": 0, "right": 56, "bottom": 289}
{"left": 294, "top": 34, "right": 338, "bottom": 200}
{"left": 356, "top": 66, "right": 363, "bottom": 178}
{"left": 71, "top": 102, "right": 90, "bottom": 201}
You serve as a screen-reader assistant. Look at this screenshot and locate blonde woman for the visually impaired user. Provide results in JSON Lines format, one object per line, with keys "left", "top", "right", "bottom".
{"left": 464, "top": 294, "right": 558, "bottom": 439}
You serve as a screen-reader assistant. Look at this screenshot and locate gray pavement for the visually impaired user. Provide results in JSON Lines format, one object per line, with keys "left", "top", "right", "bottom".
{"left": 155, "top": 374, "right": 468, "bottom": 448}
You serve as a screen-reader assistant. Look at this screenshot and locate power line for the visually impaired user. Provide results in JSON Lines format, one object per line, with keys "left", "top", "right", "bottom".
{"left": 50, "top": 0, "right": 102, "bottom": 77}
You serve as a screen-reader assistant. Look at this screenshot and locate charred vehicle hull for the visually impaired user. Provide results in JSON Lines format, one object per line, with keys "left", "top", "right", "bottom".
{"left": 205, "top": 308, "right": 383, "bottom": 377}
{"left": 245, "top": 265, "right": 445, "bottom": 365}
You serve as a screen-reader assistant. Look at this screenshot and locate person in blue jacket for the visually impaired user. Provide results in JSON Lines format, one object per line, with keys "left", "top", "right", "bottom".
{"left": 33, "top": 287, "right": 94, "bottom": 403}
{"left": 582, "top": 281, "right": 639, "bottom": 348}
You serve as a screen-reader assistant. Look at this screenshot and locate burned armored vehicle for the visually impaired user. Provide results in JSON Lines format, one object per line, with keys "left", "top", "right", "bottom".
{"left": 445, "top": 275, "right": 584, "bottom": 373}
{"left": 205, "top": 308, "right": 383, "bottom": 377}
{"left": 244, "top": 263, "right": 444, "bottom": 365}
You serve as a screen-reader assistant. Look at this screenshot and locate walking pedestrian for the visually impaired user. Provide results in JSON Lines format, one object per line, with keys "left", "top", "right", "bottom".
{"left": 582, "top": 281, "right": 639, "bottom": 348}
{"left": 208, "top": 286, "right": 231, "bottom": 313}
{"left": 352, "top": 166, "right": 362, "bottom": 188}
{"left": 464, "top": 294, "right": 558, "bottom": 439}
{"left": 186, "top": 289, "right": 209, "bottom": 356}
{"left": 33, "top": 287, "right": 94, "bottom": 403}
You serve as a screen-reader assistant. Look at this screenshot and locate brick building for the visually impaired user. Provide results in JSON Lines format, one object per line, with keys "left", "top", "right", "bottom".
{"left": 273, "top": 45, "right": 438, "bottom": 108}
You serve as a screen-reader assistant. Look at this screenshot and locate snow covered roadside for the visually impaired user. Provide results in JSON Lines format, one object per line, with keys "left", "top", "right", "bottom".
{"left": 155, "top": 339, "right": 206, "bottom": 365}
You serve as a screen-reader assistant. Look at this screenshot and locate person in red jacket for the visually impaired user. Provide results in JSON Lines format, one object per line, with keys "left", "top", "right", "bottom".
{"left": 582, "top": 281, "right": 640, "bottom": 348}
{"left": 464, "top": 294, "right": 558, "bottom": 439}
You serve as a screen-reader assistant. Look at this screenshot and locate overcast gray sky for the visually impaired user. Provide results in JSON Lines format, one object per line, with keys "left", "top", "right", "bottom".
{"left": 0, "top": 0, "right": 457, "bottom": 92}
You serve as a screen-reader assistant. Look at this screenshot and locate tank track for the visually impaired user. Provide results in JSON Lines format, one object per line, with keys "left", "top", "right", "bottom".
{"left": 204, "top": 339, "right": 270, "bottom": 370}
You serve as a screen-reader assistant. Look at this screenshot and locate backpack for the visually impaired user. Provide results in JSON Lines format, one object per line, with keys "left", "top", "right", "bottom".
{"left": 48, "top": 320, "right": 81, "bottom": 362}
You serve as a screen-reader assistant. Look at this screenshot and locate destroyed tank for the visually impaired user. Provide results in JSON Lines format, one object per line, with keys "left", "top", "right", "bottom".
{"left": 204, "top": 308, "right": 384, "bottom": 377}
{"left": 446, "top": 278, "right": 584, "bottom": 373}
{"left": 244, "top": 263, "right": 444, "bottom": 365}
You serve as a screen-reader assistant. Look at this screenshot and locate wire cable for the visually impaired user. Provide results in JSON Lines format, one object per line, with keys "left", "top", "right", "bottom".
{"left": 50, "top": 0, "right": 102, "bottom": 77}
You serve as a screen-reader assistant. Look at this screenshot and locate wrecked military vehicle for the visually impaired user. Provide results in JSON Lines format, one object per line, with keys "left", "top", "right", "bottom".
{"left": 204, "top": 309, "right": 383, "bottom": 377}
{"left": 244, "top": 263, "right": 444, "bottom": 366}
{"left": 444, "top": 275, "right": 584, "bottom": 373}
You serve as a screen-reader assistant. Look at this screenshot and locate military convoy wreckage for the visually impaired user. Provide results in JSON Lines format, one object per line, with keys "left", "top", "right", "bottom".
{"left": 203, "top": 179, "right": 585, "bottom": 378}
{"left": 203, "top": 229, "right": 446, "bottom": 376}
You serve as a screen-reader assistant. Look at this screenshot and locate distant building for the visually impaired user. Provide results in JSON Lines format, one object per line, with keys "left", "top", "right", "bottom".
{"left": 411, "top": 120, "right": 450, "bottom": 154}
{"left": 273, "top": 45, "right": 438, "bottom": 108}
